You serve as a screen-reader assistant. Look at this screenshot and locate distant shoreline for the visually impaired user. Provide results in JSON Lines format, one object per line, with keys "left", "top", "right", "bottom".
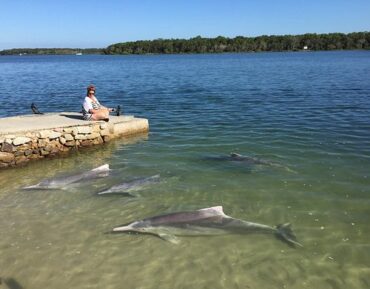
{"left": 1, "top": 49, "right": 369, "bottom": 57}
{"left": 1, "top": 31, "right": 369, "bottom": 55}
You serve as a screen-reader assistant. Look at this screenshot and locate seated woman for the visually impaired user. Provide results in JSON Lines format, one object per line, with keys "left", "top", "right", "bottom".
{"left": 82, "top": 84, "right": 113, "bottom": 121}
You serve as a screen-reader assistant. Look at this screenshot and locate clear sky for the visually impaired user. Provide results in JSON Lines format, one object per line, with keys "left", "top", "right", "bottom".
{"left": 0, "top": 0, "right": 369, "bottom": 49}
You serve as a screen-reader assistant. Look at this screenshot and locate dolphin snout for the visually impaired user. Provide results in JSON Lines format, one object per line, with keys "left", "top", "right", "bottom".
{"left": 113, "top": 225, "right": 132, "bottom": 232}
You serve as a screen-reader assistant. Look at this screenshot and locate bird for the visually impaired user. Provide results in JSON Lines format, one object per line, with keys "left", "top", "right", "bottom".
{"left": 116, "top": 105, "right": 121, "bottom": 116}
{"left": 31, "top": 103, "right": 44, "bottom": 114}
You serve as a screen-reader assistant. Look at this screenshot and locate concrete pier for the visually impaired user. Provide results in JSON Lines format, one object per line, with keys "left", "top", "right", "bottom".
{"left": 0, "top": 112, "right": 149, "bottom": 169}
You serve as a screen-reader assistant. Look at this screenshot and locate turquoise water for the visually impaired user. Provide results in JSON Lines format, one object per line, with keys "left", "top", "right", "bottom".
{"left": 0, "top": 51, "right": 370, "bottom": 289}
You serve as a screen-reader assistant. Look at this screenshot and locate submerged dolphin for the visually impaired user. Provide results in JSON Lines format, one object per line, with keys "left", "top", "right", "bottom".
{"left": 0, "top": 277, "right": 24, "bottom": 289}
{"left": 206, "top": 153, "right": 295, "bottom": 172}
{"left": 23, "top": 164, "right": 110, "bottom": 190}
{"left": 112, "top": 206, "right": 302, "bottom": 247}
{"left": 97, "top": 174, "right": 160, "bottom": 196}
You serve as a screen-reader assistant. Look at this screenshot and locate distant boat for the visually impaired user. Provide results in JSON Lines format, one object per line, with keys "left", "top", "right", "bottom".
{"left": 76, "top": 52, "right": 83, "bottom": 56}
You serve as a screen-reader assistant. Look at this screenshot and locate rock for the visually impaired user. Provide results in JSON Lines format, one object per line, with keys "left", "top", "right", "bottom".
{"left": 74, "top": 134, "right": 87, "bottom": 140}
{"left": 59, "top": 137, "right": 66, "bottom": 144}
{"left": 100, "top": 129, "right": 110, "bottom": 136}
{"left": 0, "top": 162, "right": 9, "bottom": 168}
{"left": 77, "top": 126, "right": 92, "bottom": 134}
{"left": 17, "top": 144, "right": 32, "bottom": 151}
{"left": 103, "top": 135, "right": 111, "bottom": 142}
{"left": 92, "top": 124, "right": 101, "bottom": 133}
{"left": 40, "top": 149, "right": 50, "bottom": 156}
{"left": 25, "top": 132, "right": 35, "bottom": 138}
{"left": 38, "top": 130, "right": 53, "bottom": 138}
{"left": 0, "top": 137, "right": 5, "bottom": 144}
{"left": 4, "top": 134, "right": 16, "bottom": 139}
{"left": 13, "top": 137, "right": 32, "bottom": 146}
{"left": 72, "top": 128, "right": 79, "bottom": 136}
{"left": 63, "top": 128, "right": 74, "bottom": 133}
{"left": 14, "top": 151, "right": 25, "bottom": 157}
{"left": 29, "top": 153, "right": 41, "bottom": 159}
{"left": 1, "top": 142, "right": 14, "bottom": 153}
{"left": 86, "top": 132, "right": 101, "bottom": 140}
{"left": 15, "top": 156, "right": 28, "bottom": 164}
{"left": 38, "top": 139, "right": 49, "bottom": 148}
{"left": 63, "top": 133, "right": 74, "bottom": 141}
{"left": 48, "top": 131, "right": 62, "bottom": 139}
{"left": 100, "top": 123, "right": 108, "bottom": 130}
{"left": 48, "top": 147, "right": 60, "bottom": 154}
{"left": 24, "top": 149, "right": 33, "bottom": 156}
{"left": 93, "top": 136, "right": 104, "bottom": 145}
{"left": 81, "top": 140, "right": 93, "bottom": 147}
{"left": 44, "top": 145, "right": 53, "bottom": 152}
{"left": 65, "top": 141, "right": 76, "bottom": 147}
{"left": 0, "top": 152, "right": 15, "bottom": 163}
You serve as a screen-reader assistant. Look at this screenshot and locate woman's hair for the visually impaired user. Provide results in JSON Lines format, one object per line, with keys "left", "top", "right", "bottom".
{"left": 86, "top": 84, "right": 96, "bottom": 96}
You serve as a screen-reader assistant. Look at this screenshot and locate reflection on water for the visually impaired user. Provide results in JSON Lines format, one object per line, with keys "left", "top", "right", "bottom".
{"left": 0, "top": 52, "right": 370, "bottom": 289}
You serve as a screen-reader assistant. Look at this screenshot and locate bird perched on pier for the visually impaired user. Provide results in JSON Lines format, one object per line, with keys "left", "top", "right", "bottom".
{"left": 31, "top": 103, "right": 43, "bottom": 114}
{"left": 116, "top": 105, "right": 121, "bottom": 116}
{"left": 110, "top": 105, "right": 122, "bottom": 116}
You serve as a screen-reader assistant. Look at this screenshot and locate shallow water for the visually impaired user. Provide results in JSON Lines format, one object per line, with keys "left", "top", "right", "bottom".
{"left": 0, "top": 51, "right": 370, "bottom": 289}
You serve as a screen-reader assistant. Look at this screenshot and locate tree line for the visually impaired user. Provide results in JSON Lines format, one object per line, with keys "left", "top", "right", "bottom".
{"left": 104, "top": 32, "right": 370, "bottom": 54}
{"left": 0, "top": 48, "right": 103, "bottom": 55}
{"left": 1, "top": 32, "right": 369, "bottom": 55}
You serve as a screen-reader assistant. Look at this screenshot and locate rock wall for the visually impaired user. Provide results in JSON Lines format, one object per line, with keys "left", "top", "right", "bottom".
{"left": 0, "top": 118, "right": 148, "bottom": 169}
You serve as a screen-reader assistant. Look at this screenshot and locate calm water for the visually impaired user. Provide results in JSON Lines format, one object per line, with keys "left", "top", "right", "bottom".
{"left": 0, "top": 51, "right": 370, "bottom": 289}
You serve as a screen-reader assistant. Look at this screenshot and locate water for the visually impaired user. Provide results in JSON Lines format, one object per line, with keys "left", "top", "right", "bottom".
{"left": 0, "top": 51, "right": 370, "bottom": 289}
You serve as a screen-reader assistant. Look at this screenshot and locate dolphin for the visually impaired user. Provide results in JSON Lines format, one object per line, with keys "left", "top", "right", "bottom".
{"left": 97, "top": 174, "right": 160, "bottom": 196}
{"left": 112, "top": 206, "right": 302, "bottom": 247}
{"left": 0, "top": 277, "right": 24, "bottom": 289}
{"left": 206, "top": 153, "right": 296, "bottom": 173}
{"left": 23, "top": 164, "right": 110, "bottom": 190}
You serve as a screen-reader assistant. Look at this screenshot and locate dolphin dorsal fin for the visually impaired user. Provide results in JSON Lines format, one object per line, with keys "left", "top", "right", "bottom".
{"left": 91, "top": 164, "right": 110, "bottom": 172}
{"left": 199, "top": 206, "right": 225, "bottom": 216}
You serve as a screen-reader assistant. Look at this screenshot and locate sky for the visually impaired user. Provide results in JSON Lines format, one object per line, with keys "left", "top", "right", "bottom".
{"left": 0, "top": 0, "right": 369, "bottom": 49}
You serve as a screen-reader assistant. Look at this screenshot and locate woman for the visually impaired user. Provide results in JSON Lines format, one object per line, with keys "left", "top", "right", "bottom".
{"left": 82, "top": 84, "right": 113, "bottom": 121}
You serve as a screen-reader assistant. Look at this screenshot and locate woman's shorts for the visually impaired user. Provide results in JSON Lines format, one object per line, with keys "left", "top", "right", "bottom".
{"left": 83, "top": 114, "right": 92, "bottom": 121}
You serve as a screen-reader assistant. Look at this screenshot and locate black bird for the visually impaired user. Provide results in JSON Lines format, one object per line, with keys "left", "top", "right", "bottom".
{"left": 116, "top": 105, "right": 121, "bottom": 116}
{"left": 31, "top": 103, "right": 43, "bottom": 114}
{"left": 111, "top": 105, "right": 122, "bottom": 116}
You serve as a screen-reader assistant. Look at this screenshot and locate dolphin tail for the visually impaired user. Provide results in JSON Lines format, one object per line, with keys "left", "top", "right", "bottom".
{"left": 275, "top": 223, "right": 303, "bottom": 247}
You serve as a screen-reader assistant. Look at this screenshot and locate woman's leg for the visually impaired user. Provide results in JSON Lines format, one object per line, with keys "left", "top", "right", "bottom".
{"left": 91, "top": 108, "right": 109, "bottom": 120}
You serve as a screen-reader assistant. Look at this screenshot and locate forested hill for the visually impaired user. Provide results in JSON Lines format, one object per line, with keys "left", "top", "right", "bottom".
{"left": 104, "top": 32, "right": 370, "bottom": 54}
{"left": 1, "top": 32, "right": 369, "bottom": 55}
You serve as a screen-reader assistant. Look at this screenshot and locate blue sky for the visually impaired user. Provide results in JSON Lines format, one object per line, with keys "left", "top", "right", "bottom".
{"left": 0, "top": 0, "right": 369, "bottom": 49}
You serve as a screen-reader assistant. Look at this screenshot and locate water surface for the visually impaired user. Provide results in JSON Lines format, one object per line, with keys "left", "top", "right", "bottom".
{"left": 0, "top": 51, "right": 370, "bottom": 289}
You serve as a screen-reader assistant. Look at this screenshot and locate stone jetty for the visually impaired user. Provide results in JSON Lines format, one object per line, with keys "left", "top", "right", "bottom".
{"left": 0, "top": 112, "right": 149, "bottom": 169}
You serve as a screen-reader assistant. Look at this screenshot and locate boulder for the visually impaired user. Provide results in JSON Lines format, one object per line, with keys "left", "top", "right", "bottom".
{"left": 77, "top": 126, "right": 92, "bottom": 134}
{"left": 74, "top": 134, "right": 87, "bottom": 140}
{"left": 13, "top": 137, "right": 32, "bottom": 146}
{"left": 63, "top": 133, "right": 74, "bottom": 141}
{"left": 0, "top": 152, "right": 15, "bottom": 163}
{"left": 1, "top": 142, "right": 14, "bottom": 153}
{"left": 38, "top": 130, "right": 53, "bottom": 139}
{"left": 48, "top": 131, "right": 62, "bottom": 139}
